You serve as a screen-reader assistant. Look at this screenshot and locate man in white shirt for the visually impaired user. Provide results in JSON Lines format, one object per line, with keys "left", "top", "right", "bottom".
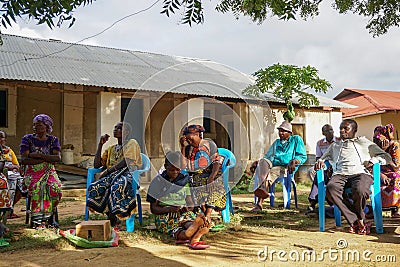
{"left": 306, "top": 124, "right": 339, "bottom": 215}
{"left": 315, "top": 119, "right": 391, "bottom": 235}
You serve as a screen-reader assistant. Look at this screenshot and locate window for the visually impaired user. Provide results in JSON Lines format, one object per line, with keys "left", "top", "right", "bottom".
{"left": 0, "top": 90, "right": 6, "bottom": 127}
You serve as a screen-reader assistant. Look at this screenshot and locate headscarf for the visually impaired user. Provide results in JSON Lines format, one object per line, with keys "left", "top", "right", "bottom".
{"left": 373, "top": 124, "right": 395, "bottom": 143}
{"left": 33, "top": 114, "right": 53, "bottom": 134}
{"left": 182, "top": 124, "right": 205, "bottom": 138}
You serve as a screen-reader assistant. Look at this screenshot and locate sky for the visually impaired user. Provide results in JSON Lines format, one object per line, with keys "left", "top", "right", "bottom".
{"left": 2, "top": 0, "right": 400, "bottom": 98}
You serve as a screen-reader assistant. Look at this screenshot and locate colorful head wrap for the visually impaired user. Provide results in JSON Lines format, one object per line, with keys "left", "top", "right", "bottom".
{"left": 373, "top": 124, "right": 395, "bottom": 143}
{"left": 33, "top": 114, "right": 53, "bottom": 134}
{"left": 182, "top": 124, "right": 205, "bottom": 137}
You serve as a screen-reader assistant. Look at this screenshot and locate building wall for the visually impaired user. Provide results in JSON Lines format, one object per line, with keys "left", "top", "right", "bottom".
{"left": 381, "top": 111, "right": 400, "bottom": 140}
{"left": 15, "top": 85, "right": 62, "bottom": 151}
{"left": 354, "top": 114, "right": 382, "bottom": 141}
{"left": 62, "top": 84, "right": 84, "bottom": 163}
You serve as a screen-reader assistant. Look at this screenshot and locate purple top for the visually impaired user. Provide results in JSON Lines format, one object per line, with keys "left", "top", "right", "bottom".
{"left": 20, "top": 134, "right": 61, "bottom": 155}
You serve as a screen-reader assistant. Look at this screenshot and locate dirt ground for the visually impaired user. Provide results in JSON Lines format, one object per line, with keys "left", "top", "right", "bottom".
{"left": 1, "top": 191, "right": 399, "bottom": 267}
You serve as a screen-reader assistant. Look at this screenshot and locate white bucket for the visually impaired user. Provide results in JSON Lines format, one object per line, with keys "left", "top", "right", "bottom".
{"left": 62, "top": 149, "right": 74, "bottom": 165}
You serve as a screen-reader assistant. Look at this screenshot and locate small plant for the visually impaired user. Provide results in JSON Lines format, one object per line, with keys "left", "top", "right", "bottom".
{"left": 229, "top": 213, "right": 244, "bottom": 231}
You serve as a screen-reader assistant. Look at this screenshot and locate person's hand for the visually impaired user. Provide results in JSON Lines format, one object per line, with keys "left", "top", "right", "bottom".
{"left": 380, "top": 173, "right": 391, "bottom": 186}
{"left": 179, "top": 136, "right": 187, "bottom": 148}
{"left": 381, "top": 138, "right": 390, "bottom": 151}
{"left": 99, "top": 134, "right": 110, "bottom": 145}
{"left": 314, "top": 161, "right": 325, "bottom": 171}
{"left": 207, "top": 176, "right": 215, "bottom": 185}
{"left": 29, "top": 152, "right": 43, "bottom": 159}
{"left": 288, "top": 160, "right": 297, "bottom": 174}
{"left": 168, "top": 205, "right": 181, "bottom": 213}
{"left": 179, "top": 206, "right": 190, "bottom": 213}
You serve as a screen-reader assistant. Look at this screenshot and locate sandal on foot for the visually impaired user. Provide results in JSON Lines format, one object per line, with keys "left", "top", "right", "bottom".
{"left": 175, "top": 239, "right": 190, "bottom": 244}
{"left": 188, "top": 241, "right": 210, "bottom": 250}
{"left": 250, "top": 204, "right": 262, "bottom": 212}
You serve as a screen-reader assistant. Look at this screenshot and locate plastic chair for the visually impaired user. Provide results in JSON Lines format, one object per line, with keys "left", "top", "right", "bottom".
{"left": 217, "top": 148, "right": 236, "bottom": 223}
{"left": 317, "top": 162, "right": 383, "bottom": 234}
{"left": 85, "top": 153, "right": 151, "bottom": 232}
{"left": 268, "top": 168, "right": 298, "bottom": 209}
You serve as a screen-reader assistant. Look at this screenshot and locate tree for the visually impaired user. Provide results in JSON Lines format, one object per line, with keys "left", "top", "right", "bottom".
{"left": 161, "top": 0, "right": 400, "bottom": 37}
{"left": 0, "top": 0, "right": 94, "bottom": 44}
{"left": 242, "top": 63, "right": 332, "bottom": 122}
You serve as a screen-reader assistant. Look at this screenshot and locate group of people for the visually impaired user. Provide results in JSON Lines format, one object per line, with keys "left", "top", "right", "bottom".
{"left": 87, "top": 123, "right": 224, "bottom": 250}
{"left": 253, "top": 119, "right": 399, "bottom": 235}
{"left": 1, "top": 114, "right": 399, "bottom": 244}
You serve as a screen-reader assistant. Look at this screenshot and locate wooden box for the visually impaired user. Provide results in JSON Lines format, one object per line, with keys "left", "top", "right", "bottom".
{"left": 76, "top": 220, "right": 111, "bottom": 241}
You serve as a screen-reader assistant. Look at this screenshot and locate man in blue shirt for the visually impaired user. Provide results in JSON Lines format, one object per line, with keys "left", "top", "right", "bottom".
{"left": 251, "top": 121, "right": 307, "bottom": 211}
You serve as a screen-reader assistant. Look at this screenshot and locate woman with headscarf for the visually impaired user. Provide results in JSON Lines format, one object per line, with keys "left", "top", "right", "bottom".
{"left": 373, "top": 124, "right": 400, "bottom": 218}
{"left": 87, "top": 122, "right": 142, "bottom": 227}
{"left": 180, "top": 124, "right": 225, "bottom": 224}
{"left": 20, "top": 114, "right": 62, "bottom": 228}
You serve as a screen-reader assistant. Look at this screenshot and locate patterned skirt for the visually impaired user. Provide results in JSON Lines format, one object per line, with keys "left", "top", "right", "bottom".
{"left": 0, "top": 173, "right": 12, "bottom": 212}
{"left": 155, "top": 210, "right": 197, "bottom": 235}
{"left": 381, "top": 170, "right": 400, "bottom": 208}
{"left": 7, "top": 171, "right": 24, "bottom": 208}
{"left": 189, "top": 170, "right": 226, "bottom": 211}
{"left": 23, "top": 162, "right": 62, "bottom": 223}
{"left": 87, "top": 168, "right": 137, "bottom": 220}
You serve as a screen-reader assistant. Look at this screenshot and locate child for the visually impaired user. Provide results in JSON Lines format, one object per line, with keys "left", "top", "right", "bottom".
{"left": 146, "top": 151, "right": 211, "bottom": 250}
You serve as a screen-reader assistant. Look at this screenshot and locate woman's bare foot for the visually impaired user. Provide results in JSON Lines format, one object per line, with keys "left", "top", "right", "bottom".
{"left": 185, "top": 214, "right": 206, "bottom": 237}
{"left": 190, "top": 225, "right": 210, "bottom": 245}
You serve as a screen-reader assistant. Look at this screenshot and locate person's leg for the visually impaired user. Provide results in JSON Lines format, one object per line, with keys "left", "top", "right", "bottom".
{"left": 349, "top": 174, "right": 373, "bottom": 224}
{"left": 252, "top": 159, "right": 271, "bottom": 211}
{"left": 326, "top": 174, "right": 358, "bottom": 228}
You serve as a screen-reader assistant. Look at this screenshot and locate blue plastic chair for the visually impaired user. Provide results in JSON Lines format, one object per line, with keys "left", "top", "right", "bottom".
{"left": 317, "top": 162, "right": 384, "bottom": 234}
{"left": 217, "top": 148, "right": 236, "bottom": 223}
{"left": 85, "top": 153, "right": 151, "bottom": 232}
{"left": 268, "top": 169, "right": 298, "bottom": 209}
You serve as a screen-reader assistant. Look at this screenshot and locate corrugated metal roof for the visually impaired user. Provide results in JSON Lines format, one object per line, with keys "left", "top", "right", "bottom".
{"left": 334, "top": 88, "right": 400, "bottom": 117}
{"left": 0, "top": 34, "right": 351, "bottom": 108}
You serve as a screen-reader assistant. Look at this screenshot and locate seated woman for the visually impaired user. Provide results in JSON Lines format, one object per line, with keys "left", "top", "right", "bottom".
{"left": 19, "top": 114, "right": 62, "bottom": 228}
{"left": 372, "top": 124, "right": 400, "bottom": 218}
{"left": 0, "top": 130, "right": 24, "bottom": 218}
{"left": 0, "top": 153, "right": 11, "bottom": 233}
{"left": 87, "top": 122, "right": 142, "bottom": 227}
{"left": 180, "top": 124, "right": 225, "bottom": 223}
{"left": 147, "top": 151, "right": 210, "bottom": 250}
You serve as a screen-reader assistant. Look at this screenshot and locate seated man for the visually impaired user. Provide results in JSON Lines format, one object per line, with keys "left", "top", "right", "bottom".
{"left": 315, "top": 119, "right": 392, "bottom": 235}
{"left": 306, "top": 124, "right": 339, "bottom": 215}
{"left": 146, "top": 151, "right": 211, "bottom": 250}
{"left": 251, "top": 121, "right": 307, "bottom": 211}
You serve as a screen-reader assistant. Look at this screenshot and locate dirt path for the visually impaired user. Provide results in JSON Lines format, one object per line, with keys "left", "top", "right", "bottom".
{"left": 1, "top": 193, "right": 399, "bottom": 267}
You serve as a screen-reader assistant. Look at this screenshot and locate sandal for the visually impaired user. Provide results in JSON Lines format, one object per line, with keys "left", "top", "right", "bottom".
{"left": 188, "top": 241, "right": 210, "bottom": 250}
{"left": 210, "top": 224, "right": 226, "bottom": 232}
{"left": 250, "top": 204, "right": 263, "bottom": 212}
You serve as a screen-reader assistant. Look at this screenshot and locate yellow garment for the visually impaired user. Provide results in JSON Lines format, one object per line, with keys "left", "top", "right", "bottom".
{"left": 101, "top": 139, "right": 142, "bottom": 169}
{"left": 1, "top": 146, "right": 19, "bottom": 165}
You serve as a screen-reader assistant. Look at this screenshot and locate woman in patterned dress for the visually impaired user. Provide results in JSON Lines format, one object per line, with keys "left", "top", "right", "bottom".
{"left": 19, "top": 114, "right": 62, "bottom": 228}
{"left": 147, "top": 151, "right": 210, "bottom": 249}
{"left": 87, "top": 122, "right": 142, "bottom": 226}
{"left": 0, "top": 130, "right": 24, "bottom": 218}
{"left": 180, "top": 124, "right": 226, "bottom": 223}
{"left": 373, "top": 124, "right": 400, "bottom": 217}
